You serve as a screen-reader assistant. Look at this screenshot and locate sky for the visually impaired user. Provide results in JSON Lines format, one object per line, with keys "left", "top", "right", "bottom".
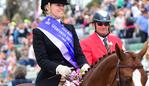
{"left": 0, "top": 0, "right": 6, "bottom": 15}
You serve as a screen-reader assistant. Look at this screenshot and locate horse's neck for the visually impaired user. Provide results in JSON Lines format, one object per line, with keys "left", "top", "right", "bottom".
{"left": 83, "top": 54, "right": 118, "bottom": 86}
{"left": 95, "top": 55, "right": 118, "bottom": 84}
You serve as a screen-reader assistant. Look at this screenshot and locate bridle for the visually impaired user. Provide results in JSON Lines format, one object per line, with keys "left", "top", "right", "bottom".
{"left": 111, "top": 59, "right": 143, "bottom": 86}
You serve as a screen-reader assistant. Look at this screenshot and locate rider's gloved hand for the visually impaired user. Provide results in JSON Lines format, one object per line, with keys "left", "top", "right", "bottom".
{"left": 81, "top": 64, "right": 90, "bottom": 72}
{"left": 56, "top": 65, "right": 71, "bottom": 77}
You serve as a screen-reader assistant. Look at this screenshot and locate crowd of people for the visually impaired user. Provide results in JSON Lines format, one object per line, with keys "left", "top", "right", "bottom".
{"left": 0, "top": 17, "right": 40, "bottom": 85}
{"left": 0, "top": 0, "right": 148, "bottom": 86}
{"left": 66, "top": 0, "right": 149, "bottom": 42}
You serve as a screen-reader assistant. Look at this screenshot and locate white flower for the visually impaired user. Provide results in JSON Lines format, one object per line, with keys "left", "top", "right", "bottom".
{"left": 108, "top": 41, "right": 113, "bottom": 47}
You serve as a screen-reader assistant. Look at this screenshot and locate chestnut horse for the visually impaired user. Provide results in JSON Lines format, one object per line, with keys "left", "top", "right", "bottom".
{"left": 81, "top": 42, "right": 148, "bottom": 86}
{"left": 16, "top": 42, "right": 148, "bottom": 86}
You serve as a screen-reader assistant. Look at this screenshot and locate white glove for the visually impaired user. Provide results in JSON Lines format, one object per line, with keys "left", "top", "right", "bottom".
{"left": 81, "top": 64, "right": 90, "bottom": 72}
{"left": 56, "top": 65, "right": 71, "bottom": 77}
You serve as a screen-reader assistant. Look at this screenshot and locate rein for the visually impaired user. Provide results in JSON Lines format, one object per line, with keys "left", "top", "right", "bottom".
{"left": 111, "top": 60, "right": 143, "bottom": 86}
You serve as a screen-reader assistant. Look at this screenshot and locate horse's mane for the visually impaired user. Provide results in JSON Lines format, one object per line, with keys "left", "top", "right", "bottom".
{"left": 82, "top": 51, "right": 116, "bottom": 81}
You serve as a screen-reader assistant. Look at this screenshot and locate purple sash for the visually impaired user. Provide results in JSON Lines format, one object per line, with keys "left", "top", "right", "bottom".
{"left": 38, "top": 16, "right": 78, "bottom": 68}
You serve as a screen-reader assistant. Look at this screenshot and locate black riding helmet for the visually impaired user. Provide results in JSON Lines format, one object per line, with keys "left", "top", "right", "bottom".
{"left": 93, "top": 10, "right": 111, "bottom": 23}
{"left": 41, "top": 0, "right": 70, "bottom": 11}
{"left": 93, "top": 10, "right": 111, "bottom": 37}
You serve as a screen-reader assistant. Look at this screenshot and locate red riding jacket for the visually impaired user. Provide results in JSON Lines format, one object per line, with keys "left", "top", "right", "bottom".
{"left": 80, "top": 32, "right": 123, "bottom": 65}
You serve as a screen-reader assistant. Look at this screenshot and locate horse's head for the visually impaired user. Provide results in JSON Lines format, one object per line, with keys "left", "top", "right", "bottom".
{"left": 114, "top": 41, "right": 148, "bottom": 86}
{"left": 81, "top": 42, "right": 148, "bottom": 86}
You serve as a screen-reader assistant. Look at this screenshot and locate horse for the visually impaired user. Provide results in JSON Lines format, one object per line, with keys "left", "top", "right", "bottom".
{"left": 80, "top": 42, "right": 148, "bottom": 86}
{"left": 16, "top": 42, "right": 148, "bottom": 86}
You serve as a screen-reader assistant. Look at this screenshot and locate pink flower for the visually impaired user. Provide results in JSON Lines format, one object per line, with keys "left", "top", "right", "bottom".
{"left": 63, "top": 68, "right": 85, "bottom": 86}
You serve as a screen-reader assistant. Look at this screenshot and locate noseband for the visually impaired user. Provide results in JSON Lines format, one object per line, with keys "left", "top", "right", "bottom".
{"left": 111, "top": 60, "right": 143, "bottom": 86}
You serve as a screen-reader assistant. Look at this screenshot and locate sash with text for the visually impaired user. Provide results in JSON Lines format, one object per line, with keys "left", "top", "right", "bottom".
{"left": 38, "top": 16, "right": 78, "bottom": 68}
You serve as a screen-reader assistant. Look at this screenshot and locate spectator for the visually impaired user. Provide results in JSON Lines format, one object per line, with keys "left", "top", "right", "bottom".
{"left": 7, "top": 65, "right": 32, "bottom": 86}
{"left": 28, "top": 45, "right": 36, "bottom": 67}
{"left": 114, "top": 9, "right": 126, "bottom": 38}
{"left": 135, "top": 8, "right": 148, "bottom": 42}
{"left": 124, "top": 17, "right": 135, "bottom": 38}
{"left": 18, "top": 46, "right": 29, "bottom": 66}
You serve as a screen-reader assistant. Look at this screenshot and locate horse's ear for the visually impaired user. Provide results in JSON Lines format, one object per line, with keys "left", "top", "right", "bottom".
{"left": 138, "top": 41, "right": 148, "bottom": 60}
{"left": 115, "top": 43, "right": 125, "bottom": 61}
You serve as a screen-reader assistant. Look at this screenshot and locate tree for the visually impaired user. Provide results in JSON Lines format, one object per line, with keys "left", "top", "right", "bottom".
{"left": 4, "top": 0, "right": 37, "bottom": 21}
{"left": 5, "top": 0, "right": 19, "bottom": 20}
{"left": 86, "top": 0, "right": 103, "bottom": 8}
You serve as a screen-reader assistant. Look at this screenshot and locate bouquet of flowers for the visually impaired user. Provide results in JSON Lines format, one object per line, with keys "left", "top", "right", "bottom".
{"left": 63, "top": 68, "right": 85, "bottom": 86}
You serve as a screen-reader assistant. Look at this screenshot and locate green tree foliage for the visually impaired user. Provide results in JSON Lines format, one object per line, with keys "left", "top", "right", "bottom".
{"left": 5, "top": 0, "right": 19, "bottom": 20}
{"left": 86, "top": 0, "right": 103, "bottom": 8}
{"left": 4, "top": 0, "right": 36, "bottom": 21}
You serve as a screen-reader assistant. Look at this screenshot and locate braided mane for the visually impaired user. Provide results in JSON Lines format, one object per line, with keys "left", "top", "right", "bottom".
{"left": 82, "top": 51, "right": 116, "bottom": 81}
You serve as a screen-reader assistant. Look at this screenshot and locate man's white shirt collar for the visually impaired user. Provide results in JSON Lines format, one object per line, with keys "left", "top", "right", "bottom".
{"left": 96, "top": 33, "right": 108, "bottom": 45}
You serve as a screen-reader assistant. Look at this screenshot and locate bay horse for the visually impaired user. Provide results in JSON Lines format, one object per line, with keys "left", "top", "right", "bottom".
{"left": 81, "top": 42, "right": 148, "bottom": 86}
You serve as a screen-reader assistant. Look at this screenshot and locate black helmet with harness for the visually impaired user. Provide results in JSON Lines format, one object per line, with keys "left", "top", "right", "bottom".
{"left": 93, "top": 10, "right": 111, "bottom": 23}
{"left": 92, "top": 10, "right": 111, "bottom": 37}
